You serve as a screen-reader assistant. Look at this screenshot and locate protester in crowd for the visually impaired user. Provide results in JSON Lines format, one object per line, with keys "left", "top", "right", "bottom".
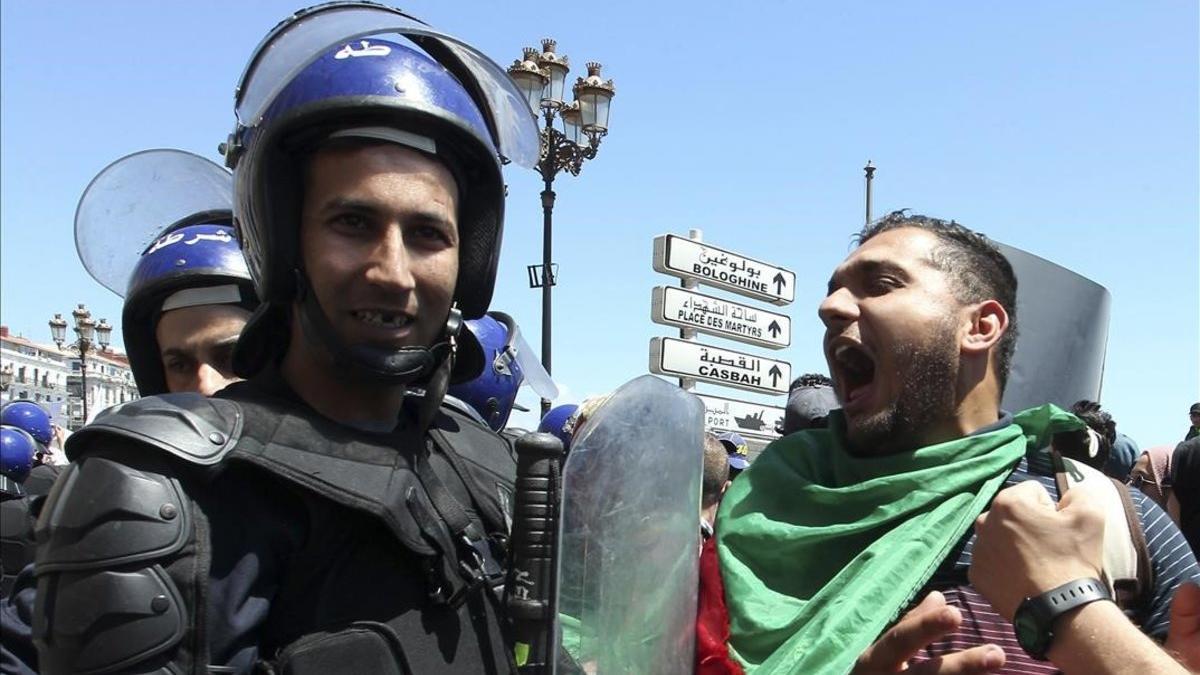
{"left": 24, "top": 7, "right": 539, "bottom": 673}
{"left": 777, "top": 373, "right": 838, "bottom": 435}
{"left": 1186, "top": 403, "right": 1200, "bottom": 441}
{"left": 1130, "top": 444, "right": 1177, "bottom": 512}
{"left": 718, "top": 431, "right": 750, "bottom": 480}
{"left": 702, "top": 433, "right": 731, "bottom": 541}
{"left": 1171, "top": 437, "right": 1200, "bottom": 555}
{"left": 1064, "top": 400, "right": 1140, "bottom": 480}
{"left": 705, "top": 211, "right": 1199, "bottom": 674}
{"left": 1050, "top": 401, "right": 1111, "bottom": 472}
{"left": 566, "top": 395, "right": 612, "bottom": 445}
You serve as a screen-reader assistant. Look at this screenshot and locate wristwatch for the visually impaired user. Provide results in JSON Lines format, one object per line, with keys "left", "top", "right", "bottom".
{"left": 1013, "top": 577, "right": 1111, "bottom": 660}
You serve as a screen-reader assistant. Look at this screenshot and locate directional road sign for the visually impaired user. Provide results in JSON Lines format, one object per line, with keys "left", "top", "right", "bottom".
{"left": 652, "top": 286, "right": 791, "bottom": 350}
{"left": 649, "top": 337, "right": 791, "bottom": 396}
{"left": 697, "top": 393, "right": 784, "bottom": 441}
{"left": 652, "top": 234, "right": 796, "bottom": 306}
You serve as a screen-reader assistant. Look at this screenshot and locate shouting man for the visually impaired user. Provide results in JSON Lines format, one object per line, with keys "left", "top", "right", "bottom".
{"left": 712, "top": 212, "right": 1199, "bottom": 673}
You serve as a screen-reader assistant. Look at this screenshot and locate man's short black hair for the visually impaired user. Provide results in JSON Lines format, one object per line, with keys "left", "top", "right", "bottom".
{"left": 856, "top": 210, "right": 1019, "bottom": 393}
{"left": 789, "top": 373, "right": 833, "bottom": 391}
{"left": 1071, "top": 400, "right": 1118, "bottom": 447}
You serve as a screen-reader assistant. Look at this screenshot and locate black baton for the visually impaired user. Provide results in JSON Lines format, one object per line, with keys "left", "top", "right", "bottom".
{"left": 506, "top": 432, "right": 564, "bottom": 674}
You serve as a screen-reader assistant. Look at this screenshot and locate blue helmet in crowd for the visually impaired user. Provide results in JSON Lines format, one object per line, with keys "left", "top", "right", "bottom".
{"left": 1, "top": 426, "right": 37, "bottom": 484}
{"left": 224, "top": 3, "right": 539, "bottom": 386}
{"left": 75, "top": 149, "right": 258, "bottom": 396}
{"left": 538, "top": 404, "right": 579, "bottom": 451}
{"left": 122, "top": 220, "right": 257, "bottom": 395}
{"left": 1, "top": 401, "right": 52, "bottom": 446}
{"left": 447, "top": 312, "right": 559, "bottom": 431}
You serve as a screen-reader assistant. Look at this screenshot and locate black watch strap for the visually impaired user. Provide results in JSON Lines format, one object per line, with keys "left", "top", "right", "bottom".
{"left": 1014, "top": 577, "right": 1111, "bottom": 661}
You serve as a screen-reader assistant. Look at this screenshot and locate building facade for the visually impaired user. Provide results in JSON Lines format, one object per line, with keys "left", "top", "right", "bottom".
{"left": 1, "top": 326, "right": 138, "bottom": 430}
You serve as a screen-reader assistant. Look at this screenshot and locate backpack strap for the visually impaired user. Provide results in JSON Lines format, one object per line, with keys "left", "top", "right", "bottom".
{"left": 1110, "top": 475, "right": 1154, "bottom": 610}
{"left": 1051, "top": 448, "right": 1153, "bottom": 611}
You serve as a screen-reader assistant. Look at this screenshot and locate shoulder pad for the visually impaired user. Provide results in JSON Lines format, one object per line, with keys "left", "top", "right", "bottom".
{"left": 66, "top": 393, "right": 242, "bottom": 466}
{"left": 440, "top": 394, "right": 489, "bottom": 428}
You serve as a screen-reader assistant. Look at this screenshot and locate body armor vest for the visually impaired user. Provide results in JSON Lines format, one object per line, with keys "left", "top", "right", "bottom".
{"left": 33, "top": 373, "right": 518, "bottom": 675}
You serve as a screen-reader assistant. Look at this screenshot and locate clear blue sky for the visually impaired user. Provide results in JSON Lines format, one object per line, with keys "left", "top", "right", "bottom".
{"left": 2, "top": 1, "right": 1196, "bottom": 447}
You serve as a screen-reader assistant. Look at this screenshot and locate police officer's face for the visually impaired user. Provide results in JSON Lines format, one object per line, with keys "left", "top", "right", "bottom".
{"left": 299, "top": 143, "right": 460, "bottom": 355}
{"left": 156, "top": 304, "right": 250, "bottom": 396}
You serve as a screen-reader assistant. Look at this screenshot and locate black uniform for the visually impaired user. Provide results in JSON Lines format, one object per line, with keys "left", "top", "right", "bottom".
{"left": 1, "top": 464, "right": 63, "bottom": 597}
{"left": 31, "top": 367, "right": 518, "bottom": 674}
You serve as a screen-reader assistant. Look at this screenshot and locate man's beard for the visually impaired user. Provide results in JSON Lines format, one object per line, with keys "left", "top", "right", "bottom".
{"left": 844, "top": 320, "right": 960, "bottom": 456}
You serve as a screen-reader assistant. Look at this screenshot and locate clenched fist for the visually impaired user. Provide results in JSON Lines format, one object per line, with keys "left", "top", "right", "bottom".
{"left": 968, "top": 480, "right": 1105, "bottom": 622}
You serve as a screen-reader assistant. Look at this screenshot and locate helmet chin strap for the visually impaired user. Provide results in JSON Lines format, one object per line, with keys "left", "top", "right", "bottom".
{"left": 293, "top": 269, "right": 458, "bottom": 388}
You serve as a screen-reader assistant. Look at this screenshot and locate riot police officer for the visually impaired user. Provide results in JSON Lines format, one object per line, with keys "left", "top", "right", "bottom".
{"left": 76, "top": 148, "right": 260, "bottom": 398}
{"left": 0, "top": 425, "right": 36, "bottom": 596}
{"left": 1, "top": 153, "right": 260, "bottom": 672}
{"left": 32, "top": 4, "right": 541, "bottom": 673}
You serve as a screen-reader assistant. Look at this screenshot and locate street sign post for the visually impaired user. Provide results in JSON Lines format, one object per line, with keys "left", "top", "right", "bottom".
{"left": 651, "top": 286, "right": 791, "bottom": 350}
{"left": 652, "top": 234, "right": 796, "bottom": 306}
{"left": 696, "top": 393, "right": 784, "bottom": 441}
{"left": 649, "top": 337, "right": 791, "bottom": 396}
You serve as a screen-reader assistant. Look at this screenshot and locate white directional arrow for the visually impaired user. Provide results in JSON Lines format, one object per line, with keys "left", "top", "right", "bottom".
{"left": 649, "top": 337, "right": 791, "bottom": 396}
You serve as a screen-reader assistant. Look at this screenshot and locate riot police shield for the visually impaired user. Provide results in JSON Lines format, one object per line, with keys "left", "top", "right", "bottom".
{"left": 75, "top": 149, "right": 233, "bottom": 297}
{"left": 555, "top": 375, "right": 704, "bottom": 674}
{"left": 996, "top": 242, "right": 1111, "bottom": 412}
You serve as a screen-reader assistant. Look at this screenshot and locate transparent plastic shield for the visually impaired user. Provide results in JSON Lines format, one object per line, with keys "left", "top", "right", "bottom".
{"left": 234, "top": 2, "right": 539, "bottom": 167}
{"left": 556, "top": 375, "right": 703, "bottom": 674}
{"left": 510, "top": 326, "right": 558, "bottom": 400}
{"left": 75, "top": 149, "right": 233, "bottom": 297}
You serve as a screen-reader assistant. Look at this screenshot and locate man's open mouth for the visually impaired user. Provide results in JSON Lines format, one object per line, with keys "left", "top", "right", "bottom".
{"left": 832, "top": 342, "right": 877, "bottom": 409}
{"left": 351, "top": 310, "right": 414, "bottom": 329}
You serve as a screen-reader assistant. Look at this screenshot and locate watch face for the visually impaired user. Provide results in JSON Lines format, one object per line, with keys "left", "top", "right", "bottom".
{"left": 1014, "top": 608, "right": 1049, "bottom": 658}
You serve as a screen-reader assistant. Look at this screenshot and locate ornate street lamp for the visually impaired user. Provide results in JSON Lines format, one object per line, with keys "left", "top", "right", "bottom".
{"left": 0, "top": 363, "right": 12, "bottom": 393}
{"left": 50, "top": 304, "right": 111, "bottom": 426}
{"left": 508, "top": 39, "right": 616, "bottom": 414}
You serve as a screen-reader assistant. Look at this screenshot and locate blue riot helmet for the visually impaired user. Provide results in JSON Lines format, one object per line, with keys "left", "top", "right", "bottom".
{"left": 223, "top": 3, "right": 539, "bottom": 386}
{"left": 1, "top": 426, "right": 37, "bottom": 484}
{"left": 1, "top": 402, "right": 52, "bottom": 446}
{"left": 447, "top": 312, "right": 559, "bottom": 431}
{"left": 538, "top": 404, "right": 579, "bottom": 451}
{"left": 75, "top": 149, "right": 258, "bottom": 395}
{"left": 121, "top": 221, "right": 256, "bottom": 395}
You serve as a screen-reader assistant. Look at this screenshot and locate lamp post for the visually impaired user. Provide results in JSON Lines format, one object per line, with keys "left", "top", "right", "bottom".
{"left": 50, "top": 304, "right": 112, "bottom": 427}
{"left": 0, "top": 363, "right": 12, "bottom": 396}
{"left": 864, "top": 160, "right": 876, "bottom": 224}
{"left": 508, "top": 40, "right": 616, "bottom": 415}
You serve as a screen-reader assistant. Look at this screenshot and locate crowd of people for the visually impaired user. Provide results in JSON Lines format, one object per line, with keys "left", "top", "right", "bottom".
{"left": 0, "top": 3, "right": 1197, "bottom": 674}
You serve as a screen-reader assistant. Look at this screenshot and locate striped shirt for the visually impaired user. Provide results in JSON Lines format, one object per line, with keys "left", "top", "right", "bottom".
{"left": 913, "top": 439, "right": 1199, "bottom": 672}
